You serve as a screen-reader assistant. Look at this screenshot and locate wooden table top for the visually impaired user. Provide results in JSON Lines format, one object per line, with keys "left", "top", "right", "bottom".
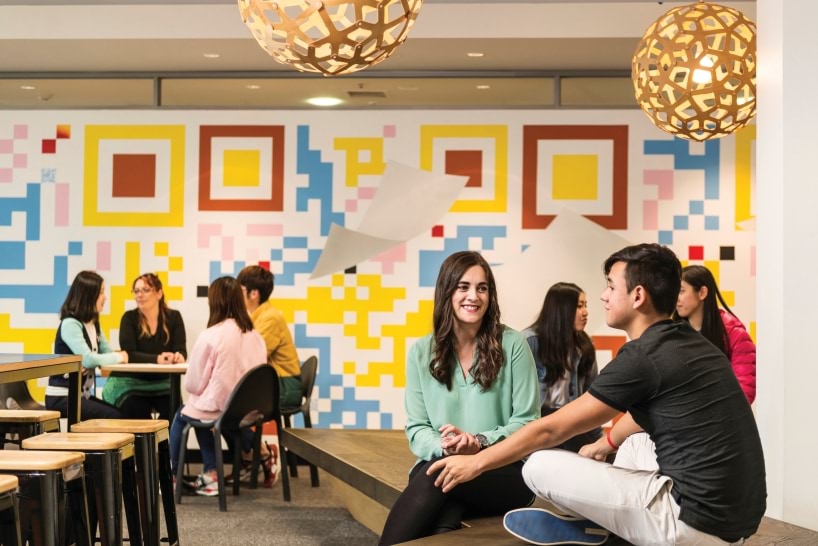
{"left": 100, "top": 363, "right": 188, "bottom": 373}
{"left": 281, "top": 428, "right": 413, "bottom": 508}
{"left": 0, "top": 354, "right": 81, "bottom": 373}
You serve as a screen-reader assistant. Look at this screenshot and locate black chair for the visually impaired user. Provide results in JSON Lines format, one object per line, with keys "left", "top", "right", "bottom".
{"left": 281, "top": 356, "right": 319, "bottom": 487}
{"left": 0, "top": 382, "right": 44, "bottom": 411}
{"left": 174, "top": 364, "right": 291, "bottom": 511}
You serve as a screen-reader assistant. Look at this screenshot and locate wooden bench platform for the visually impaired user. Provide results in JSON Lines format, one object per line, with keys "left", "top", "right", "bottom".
{"left": 280, "top": 428, "right": 818, "bottom": 545}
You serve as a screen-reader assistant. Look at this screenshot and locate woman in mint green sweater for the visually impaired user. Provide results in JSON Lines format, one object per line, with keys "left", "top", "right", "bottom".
{"left": 379, "top": 251, "right": 540, "bottom": 545}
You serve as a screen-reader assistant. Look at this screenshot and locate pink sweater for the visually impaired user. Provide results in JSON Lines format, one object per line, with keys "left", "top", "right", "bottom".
{"left": 720, "top": 309, "right": 756, "bottom": 404}
{"left": 181, "top": 318, "right": 267, "bottom": 421}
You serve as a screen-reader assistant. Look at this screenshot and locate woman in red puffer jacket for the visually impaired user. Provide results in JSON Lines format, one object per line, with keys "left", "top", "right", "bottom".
{"left": 674, "top": 265, "right": 756, "bottom": 404}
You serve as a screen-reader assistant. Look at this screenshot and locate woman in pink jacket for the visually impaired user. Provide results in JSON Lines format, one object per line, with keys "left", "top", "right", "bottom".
{"left": 169, "top": 276, "right": 267, "bottom": 496}
{"left": 675, "top": 265, "right": 756, "bottom": 403}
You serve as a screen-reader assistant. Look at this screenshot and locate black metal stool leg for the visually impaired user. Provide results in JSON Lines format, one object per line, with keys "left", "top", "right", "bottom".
{"left": 64, "top": 468, "right": 93, "bottom": 546}
{"left": 0, "top": 490, "right": 22, "bottom": 546}
{"left": 133, "top": 435, "right": 160, "bottom": 546}
{"left": 121, "top": 456, "right": 143, "bottom": 546}
{"left": 85, "top": 451, "right": 123, "bottom": 546}
{"left": 156, "top": 437, "right": 179, "bottom": 546}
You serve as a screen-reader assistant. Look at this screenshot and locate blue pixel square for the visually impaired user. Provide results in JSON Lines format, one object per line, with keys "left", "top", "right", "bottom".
{"left": 283, "top": 237, "right": 308, "bottom": 249}
{"left": 0, "top": 242, "right": 26, "bottom": 269}
{"left": 658, "top": 231, "right": 673, "bottom": 245}
{"left": 68, "top": 241, "right": 83, "bottom": 256}
{"left": 673, "top": 216, "right": 689, "bottom": 230}
{"left": 689, "top": 200, "right": 704, "bottom": 214}
{"left": 705, "top": 216, "right": 720, "bottom": 230}
{"left": 270, "top": 249, "right": 283, "bottom": 261}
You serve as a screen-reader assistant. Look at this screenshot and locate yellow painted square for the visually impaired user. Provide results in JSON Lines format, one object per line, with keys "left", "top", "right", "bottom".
{"left": 83, "top": 125, "right": 186, "bottom": 227}
{"left": 154, "top": 242, "right": 169, "bottom": 257}
{"left": 343, "top": 361, "right": 356, "bottom": 374}
{"left": 223, "top": 150, "right": 261, "bottom": 187}
{"left": 168, "top": 256, "right": 183, "bottom": 271}
{"left": 552, "top": 155, "right": 598, "bottom": 200}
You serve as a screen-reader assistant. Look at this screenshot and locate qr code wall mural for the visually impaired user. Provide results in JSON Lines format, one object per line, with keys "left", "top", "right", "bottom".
{"left": 0, "top": 110, "right": 756, "bottom": 429}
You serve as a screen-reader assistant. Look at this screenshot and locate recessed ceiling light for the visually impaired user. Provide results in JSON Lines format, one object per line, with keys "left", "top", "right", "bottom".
{"left": 467, "top": 52, "right": 484, "bottom": 58}
{"left": 246, "top": 84, "right": 261, "bottom": 90}
{"left": 20, "top": 85, "right": 36, "bottom": 90}
{"left": 476, "top": 85, "right": 491, "bottom": 90}
{"left": 307, "top": 97, "right": 343, "bottom": 107}
{"left": 203, "top": 53, "right": 221, "bottom": 59}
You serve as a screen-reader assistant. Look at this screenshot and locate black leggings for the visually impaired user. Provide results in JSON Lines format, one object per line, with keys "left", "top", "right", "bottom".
{"left": 45, "top": 395, "right": 124, "bottom": 420}
{"left": 378, "top": 457, "right": 534, "bottom": 546}
{"left": 117, "top": 393, "right": 171, "bottom": 421}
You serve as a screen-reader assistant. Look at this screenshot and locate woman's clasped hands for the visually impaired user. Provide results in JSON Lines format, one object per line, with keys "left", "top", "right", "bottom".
{"left": 439, "top": 424, "right": 480, "bottom": 456}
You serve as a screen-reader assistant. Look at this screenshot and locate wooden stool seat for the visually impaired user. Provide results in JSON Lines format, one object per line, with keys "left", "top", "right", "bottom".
{"left": 0, "top": 449, "right": 85, "bottom": 470}
{"left": 0, "top": 476, "right": 18, "bottom": 494}
{"left": 73, "top": 418, "right": 169, "bottom": 437}
{"left": 22, "top": 432, "right": 134, "bottom": 452}
{"left": 0, "top": 410, "right": 61, "bottom": 423}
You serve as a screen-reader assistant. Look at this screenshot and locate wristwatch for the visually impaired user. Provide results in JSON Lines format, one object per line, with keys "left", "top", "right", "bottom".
{"left": 475, "top": 433, "right": 489, "bottom": 451}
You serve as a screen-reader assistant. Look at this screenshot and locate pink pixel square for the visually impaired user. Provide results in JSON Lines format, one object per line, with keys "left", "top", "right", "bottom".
{"left": 345, "top": 199, "right": 358, "bottom": 212}
{"left": 13, "top": 154, "right": 27, "bottom": 168}
{"left": 0, "top": 168, "right": 11, "bottom": 183}
{"left": 357, "top": 187, "right": 377, "bottom": 199}
{"left": 0, "top": 140, "right": 12, "bottom": 153}
{"left": 644, "top": 170, "right": 674, "bottom": 200}
{"left": 383, "top": 125, "right": 396, "bottom": 138}
{"left": 13, "top": 125, "right": 27, "bottom": 139}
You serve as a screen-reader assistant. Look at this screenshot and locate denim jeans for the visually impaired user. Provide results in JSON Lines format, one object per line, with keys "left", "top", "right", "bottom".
{"left": 169, "top": 406, "right": 217, "bottom": 474}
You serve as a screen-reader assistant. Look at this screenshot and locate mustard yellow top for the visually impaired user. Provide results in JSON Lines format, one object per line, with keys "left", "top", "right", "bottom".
{"left": 251, "top": 301, "right": 301, "bottom": 379}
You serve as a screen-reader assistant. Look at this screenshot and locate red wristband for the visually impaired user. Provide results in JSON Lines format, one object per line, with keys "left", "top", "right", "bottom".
{"left": 606, "top": 429, "right": 619, "bottom": 451}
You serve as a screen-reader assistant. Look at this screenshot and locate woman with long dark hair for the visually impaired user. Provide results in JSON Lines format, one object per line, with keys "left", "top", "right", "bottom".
{"left": 48, "top": 270, "right": 125, "bottom": 419}
{"left": 103, "top": 273, "right": 187, "bottom": 419}
{"left": 378, "top": 251, "right": 539, "bottom": 545}
{"left": 674, "top": 265, "right": 756, "bottom": 403}
{"left": 168, "top": 276, "right": 267, "bottom": 496}
{"left": 522, "top": 282, "right": 601, "bottom": 452}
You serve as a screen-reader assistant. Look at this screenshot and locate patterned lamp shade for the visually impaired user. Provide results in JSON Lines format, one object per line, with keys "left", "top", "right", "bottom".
{"left": 632, "top": 1, "right": 756, "bottom": 141}
{"left": 238, "top": 0, "right": 424, "bottom": 77}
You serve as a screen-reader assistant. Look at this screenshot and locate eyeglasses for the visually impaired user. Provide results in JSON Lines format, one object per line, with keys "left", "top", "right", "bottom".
{"left": 131, "top": 288, "right": 155, "bottom": 295}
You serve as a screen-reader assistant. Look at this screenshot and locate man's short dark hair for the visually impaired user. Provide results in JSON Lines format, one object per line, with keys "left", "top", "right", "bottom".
{"left": 237, "top": 265, "right": 274, "bottom": 304}
{"left": 603, "top": 243, "right": 681, "bottom": 316}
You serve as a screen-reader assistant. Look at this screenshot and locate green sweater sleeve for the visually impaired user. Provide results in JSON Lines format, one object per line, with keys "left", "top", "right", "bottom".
{"left": 404, "top": 338, "right": 444, "bottom": 461}
{"left": 481, "top": 331, "right": 540, "bottom": 446}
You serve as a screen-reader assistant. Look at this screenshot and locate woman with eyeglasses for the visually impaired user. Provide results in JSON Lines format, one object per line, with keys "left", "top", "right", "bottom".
{"left": 102, "top": 273, "right": 187, "bottom": 420}
{"left": 48, "top": 270, "right": 125, "bottom": 419}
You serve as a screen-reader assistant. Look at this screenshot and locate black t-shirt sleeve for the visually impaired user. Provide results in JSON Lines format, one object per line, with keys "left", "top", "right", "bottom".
{"left": 588, "top": 343, "right": 660, "bottom": 413}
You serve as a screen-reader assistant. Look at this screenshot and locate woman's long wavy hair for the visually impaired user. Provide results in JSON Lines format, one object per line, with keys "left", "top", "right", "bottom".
{"left": 673, "top": 265, "right": 735, "bottom": 355}
{"left": 133, "top": 273, "right": 171, "bottom": 343}
{"left": 529, "top": 282, "right": 596, "bottom": 388}
{"left": 60, "top": 271, "right": 104, "bottom": 323}
{"left": 207, "top": 276, "right": 254, "bottom": 332}
{"left": 430, "top": 251, "right": 504, "bottom": 391}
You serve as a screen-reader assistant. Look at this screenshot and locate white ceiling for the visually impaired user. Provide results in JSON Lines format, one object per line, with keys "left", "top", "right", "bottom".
{"left": 0, "top": 0, "right": 757, "bottom": 108}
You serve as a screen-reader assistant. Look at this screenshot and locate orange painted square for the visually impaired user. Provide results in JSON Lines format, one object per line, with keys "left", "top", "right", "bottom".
{"left": 112, "top": 154, "right": 156, "bottom": 198}
{"left": 445, "top": 149, "right": 483, "bottom": 188}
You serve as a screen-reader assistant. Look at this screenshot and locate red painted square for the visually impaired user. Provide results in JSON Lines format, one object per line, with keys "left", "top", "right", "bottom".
{"left": 522, "top": 125, "right": 628, "bottom": 230}
{"left": 258, "top": 261, "right": 271, "bottom": 271}
{"left": 112, "top": 154, "right": 156, "bottom": 198}
{"left": 56, "top": 125, "right": 71, "bottom": 139}
{"left": 431, "top": 225, "right": 444, "bottom": 237}
{"left": 42, "top": 139, "right": 56, "bottom": 154}
{"left": 445, "top": 149, "right": 483, "bottom": 188}
{"left": 688, "top": 246, "right": 704, "bottom": 260}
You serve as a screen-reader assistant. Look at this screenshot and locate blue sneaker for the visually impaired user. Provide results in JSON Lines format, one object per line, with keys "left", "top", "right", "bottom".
{"left": 503, "top": 508, "right": 609, "bottom": 545}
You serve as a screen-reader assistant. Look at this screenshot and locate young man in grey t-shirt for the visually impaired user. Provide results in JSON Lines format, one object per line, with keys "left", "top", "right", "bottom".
{"left": 426, "top": 244, "right": 766, "bottom": 545}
